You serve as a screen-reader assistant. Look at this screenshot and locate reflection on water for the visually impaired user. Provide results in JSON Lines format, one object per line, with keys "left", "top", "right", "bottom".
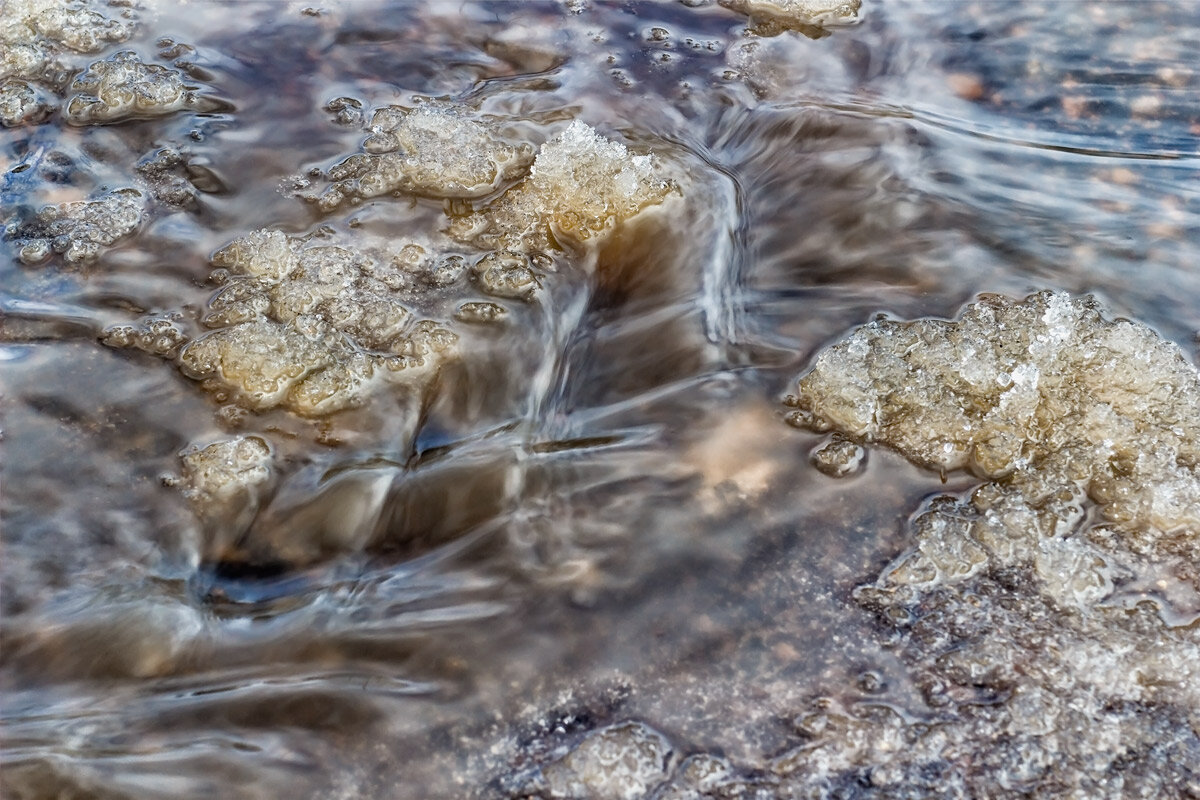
{"left": 2, "top": 1, "right": 1199, "bottom": 797}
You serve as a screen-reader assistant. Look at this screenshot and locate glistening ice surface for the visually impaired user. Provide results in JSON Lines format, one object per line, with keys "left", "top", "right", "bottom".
{"left": 2, "top": 1, "right": 1199, "bottom": 798}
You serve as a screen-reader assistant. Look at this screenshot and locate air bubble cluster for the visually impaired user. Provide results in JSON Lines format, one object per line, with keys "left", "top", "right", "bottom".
{"left": 174, "top": 230, "right": 462, "bottom": 416}
{"left": 10, "top": 186, "right": 146, "bottom": 265}
{"left": 311, "top": 103, "right": 535, "bottom": 211}
{"left": 450, "top": 119, "right": 676, "bottom": 253}
{"left": 101, "top": 315, "right": 188, "bottom": 357}
{"left": 65, "top": 49, "right": 207, "bottom": 124}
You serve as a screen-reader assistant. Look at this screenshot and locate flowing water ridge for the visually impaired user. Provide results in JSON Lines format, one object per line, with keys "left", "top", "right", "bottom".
{"left": 2, "top": 1, "right": 1200, "bottom": 797}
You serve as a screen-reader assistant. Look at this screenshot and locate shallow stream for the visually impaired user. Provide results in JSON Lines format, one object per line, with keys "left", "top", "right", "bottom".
{"left": 3, "top": 1, "right": 1199, "bottom": 798}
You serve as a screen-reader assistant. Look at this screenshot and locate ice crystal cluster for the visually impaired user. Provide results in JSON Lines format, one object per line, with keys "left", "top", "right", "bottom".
{"left": 0, "top": 0, "right": 138, "bottom": 125}
{"left": 174, "top": 230, "right": 464, "bottom": 417}
{"left": 789, "top": 291, "right": 1200, "bottom": 555}
{"left": 64, "top": 49, "right": 204, "bottom": 124}
{"left": 11, "top": 187, "right": 146, "bottom": 265}
{"left": 449, "top": 120, "right": 675, "bottom": 253}
{"left": 775, "top": 291, "right": 1200, "bottom": 796}
{"left": 312, "top": 104, "right": 535, "bottom": 211}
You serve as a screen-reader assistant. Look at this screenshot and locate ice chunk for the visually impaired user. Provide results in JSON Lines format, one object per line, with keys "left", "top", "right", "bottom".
{"left": 720, "top": 0, "right": 861, "bottom": 36}
{"left": 174, "top": 230, "right": 461, "bottom": 416}
{"left": 179, "top": 435, "right": 275, "bottom": 557}
{"left": 180, "top": 435, "right": 274, "bottom": 510}
{"left": 788, "top": 290, "right": 1200, "bottom": 663}
{"left": 65, "top": 50, "right": 210, "bottom": 124}
{"left": 312, "top": 104, "right": 534, "bottom": 210}
{"left": 789, "top": 291, "right": 1200, "bottom": 541}
{"left": 10, "top": 187, "right": 146, "bottom": 265}
{"left": 449, "top": 120, "right": 675, "bottom": 253}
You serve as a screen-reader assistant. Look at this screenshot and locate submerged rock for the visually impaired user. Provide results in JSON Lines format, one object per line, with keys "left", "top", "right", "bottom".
{"left": 515, "top": 721, "right": 674, "bottom": 800}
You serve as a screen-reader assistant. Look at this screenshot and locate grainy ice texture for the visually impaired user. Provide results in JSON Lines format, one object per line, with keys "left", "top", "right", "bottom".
{"left": 449, "top": 120, "right": 676, "bottom": 253}
{"left": 64, "top": 49, "right": 204, "bottom": 124}
{"left": 310, "top": 104, "right": 535, "bottom": 210}
{"left": 510, "top": 721, "right": 674, "bottom": 800}
{"left": 8, "top": 186, "right": 146, "bottom": 265}
{"left": 166, "top": 230, "right": 461, "bottom": 416}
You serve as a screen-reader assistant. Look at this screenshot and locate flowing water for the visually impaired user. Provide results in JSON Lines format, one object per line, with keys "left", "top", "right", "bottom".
{"left": 2, "top": 1, "right": 1199, "bottom": 798}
